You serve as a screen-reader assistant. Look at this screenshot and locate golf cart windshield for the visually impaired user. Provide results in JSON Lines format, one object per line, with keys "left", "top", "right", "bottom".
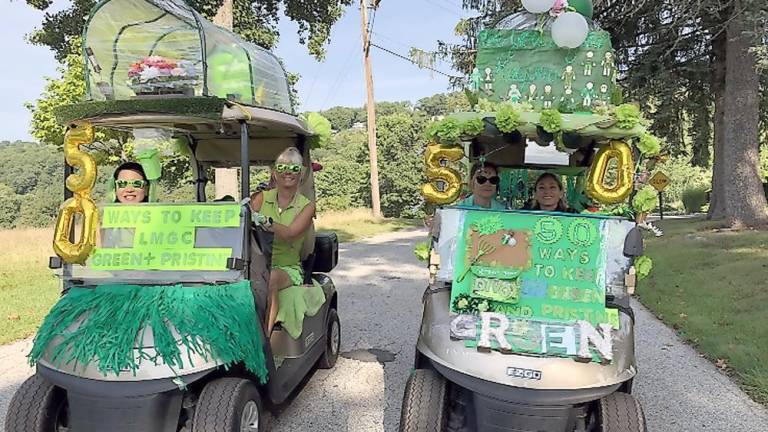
{"left": 59, "top": 202, "right": 246, "bottom": 284}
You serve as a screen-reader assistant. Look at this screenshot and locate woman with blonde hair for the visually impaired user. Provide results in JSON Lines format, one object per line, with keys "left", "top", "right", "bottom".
{"left": 250, "top": 147, "right": 316, "bottom": 334}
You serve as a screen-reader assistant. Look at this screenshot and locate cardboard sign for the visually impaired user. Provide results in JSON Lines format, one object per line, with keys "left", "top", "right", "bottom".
{"left": 89, "top": 204, "right": 241, "bottom": 271}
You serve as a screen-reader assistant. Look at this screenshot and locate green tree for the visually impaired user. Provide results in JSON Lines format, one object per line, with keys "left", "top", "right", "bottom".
{"left": 0, "top": 184, "right": 23, "bottom": 229}
{"left": 319, "top": 106, "right": 363, "bottom": 130}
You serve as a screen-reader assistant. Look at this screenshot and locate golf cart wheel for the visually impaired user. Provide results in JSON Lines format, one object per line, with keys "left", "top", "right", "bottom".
{"left": 318, "top": 308, "right": 340, "bottom": 369}
{"left": 399, "top": 369, "right": 448, "bottom": 432}
{"left": 598, "top": 392, "right": 647, "bottom": 432}
{"left": 4, "top": 374, "right": 68, "bottom": 432}
{"left": 192, "top": 378, "right": 264, "bottom": 432}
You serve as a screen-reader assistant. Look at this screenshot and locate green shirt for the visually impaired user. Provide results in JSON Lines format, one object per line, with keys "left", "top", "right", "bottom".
{"left": 457, "top": 195, "right": 507, "bottom": 210}
{"left": 260, "top": 189, "right": 310, "bottom": 268}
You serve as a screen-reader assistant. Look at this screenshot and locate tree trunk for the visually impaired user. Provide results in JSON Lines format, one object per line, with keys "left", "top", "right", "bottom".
{"left": 708, "top": 29, "right": 727, "bottom": 220}
{"left": 721, "top": 1, "right": 768, "bottom": 228}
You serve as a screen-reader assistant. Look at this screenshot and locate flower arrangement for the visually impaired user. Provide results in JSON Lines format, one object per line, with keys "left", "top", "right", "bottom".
{"left": 127, "top": 56, "right": 198, "bottom": 95}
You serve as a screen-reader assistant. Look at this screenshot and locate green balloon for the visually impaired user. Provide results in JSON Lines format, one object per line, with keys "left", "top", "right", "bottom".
{"left": 207, "top": 50, "right": 253, "bottom": 101}
{"left": 570, "top": 0, "right": 593, "bottom": 19}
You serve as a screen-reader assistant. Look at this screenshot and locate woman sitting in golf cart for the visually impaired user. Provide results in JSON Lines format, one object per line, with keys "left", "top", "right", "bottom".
{"left": 458, "top": 161, "right": 507, "bottom": 210}
{"left": 250, "top": 147, "right": 316, "bottom": 334}
{"left": 113, "top": 162, "right": 150, "bottom": 204}
{"left": 521, "top": 172, "right": 578, "bottom": 213}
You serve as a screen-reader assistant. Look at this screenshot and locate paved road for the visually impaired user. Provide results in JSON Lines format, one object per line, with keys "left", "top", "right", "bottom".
{"left": 2, "top": 229, "right": 767, "bottom": 431}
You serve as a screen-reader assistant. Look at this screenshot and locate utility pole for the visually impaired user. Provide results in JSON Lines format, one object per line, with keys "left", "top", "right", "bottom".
{"left": 360, "top": 0, "right": 382, "bottom": 218}
{"left": 213, "top": 0, "right": 240, "bottom": 200}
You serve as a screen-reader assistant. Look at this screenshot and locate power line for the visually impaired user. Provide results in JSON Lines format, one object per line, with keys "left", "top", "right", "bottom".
{"left": 369, "top": 43, "right": 460, "bottom": 79}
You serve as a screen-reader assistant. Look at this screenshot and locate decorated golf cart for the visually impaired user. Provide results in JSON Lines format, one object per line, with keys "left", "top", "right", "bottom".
{"left": 402, "top": 3, "right": 663, "bottom": 432}
{"left": 3, "top": 1, "right": 339, "bottom": 431}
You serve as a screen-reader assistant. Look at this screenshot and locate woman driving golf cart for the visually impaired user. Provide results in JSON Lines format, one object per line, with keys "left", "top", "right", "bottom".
{"left": 250, "top": 147, "right": 316, "bottom": 335}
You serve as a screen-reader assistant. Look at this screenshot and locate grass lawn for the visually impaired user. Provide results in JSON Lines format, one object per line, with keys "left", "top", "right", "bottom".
{"left": 0, "top": 209, "right": 419, "bottom": 346}
{"left": 636, "top": 218, "right": 768, "bottom": 405}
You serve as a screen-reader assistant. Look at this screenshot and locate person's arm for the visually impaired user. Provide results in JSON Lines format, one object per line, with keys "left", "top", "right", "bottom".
{"left": 250, "top": 192, "right": 264, "bottom": 212}
{"left": 269, "top": 202, "right": 316, "bottom": 242}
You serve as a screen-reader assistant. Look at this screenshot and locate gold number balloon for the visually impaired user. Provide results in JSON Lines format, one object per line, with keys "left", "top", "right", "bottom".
{"left": 586, "top": 140, "right": 634, "bottom": 204}
{"left": 53, "top": 122, "right": 99, "bottom": 264}
{"left": 421, "top": 142, "right": 464, "bottom": 205}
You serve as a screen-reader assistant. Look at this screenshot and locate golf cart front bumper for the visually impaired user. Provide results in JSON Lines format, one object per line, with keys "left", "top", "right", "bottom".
{"left": 37, "top": 363, "right": 210, "bottom": 432}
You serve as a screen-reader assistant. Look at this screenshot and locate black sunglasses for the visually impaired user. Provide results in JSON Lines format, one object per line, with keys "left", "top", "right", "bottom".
{"left": 476, "top": 175, "right": 500, "bottom": 185}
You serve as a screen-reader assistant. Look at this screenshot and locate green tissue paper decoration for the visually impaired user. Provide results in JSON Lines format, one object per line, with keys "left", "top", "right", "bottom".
{"left": 632, "top": 186, "right": 658, "bottom": 214}
{"left": 635, "top": 255, "right": 653, "bottom": 280}
{"left": 495, "top": 104, "right": 522, "bottom": 133}
{"left": 473, "top": 216, "right": 503, "bottom": 235}
{"left": 615, "top": 104, "right": 642, "bottom": 129}
{"left": 637, "top": 133, "right": 661, "bottom": 156}
{"left": 305, "top": 112, "right": 332, "bottom": 149}
{"left": 540, "top": 109, "right": 563, "bottom": 134}
{"left": 28, "top": 282, "right": 268, "bottom": 383}
{"left": 429, "top": 118, "right": 462, "bottom": 144}
{"left": 462, "top": 118, "right": 485, "bottom": 137}
{"left": 414, "top": 241, "right": 430, "bottom": 261}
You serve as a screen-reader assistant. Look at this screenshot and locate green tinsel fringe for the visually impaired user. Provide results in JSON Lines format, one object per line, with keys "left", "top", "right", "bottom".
{"left": 54, "top": 97, "right": 228, "bottom": 124}
{"left": 28, "top": 281, "right": 268, "bottom": 383}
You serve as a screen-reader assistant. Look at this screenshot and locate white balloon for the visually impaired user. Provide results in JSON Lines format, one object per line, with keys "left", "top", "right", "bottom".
{"left": 521, "top": 0, "right": 557, "bottom": 14}
{"left": 551, "top": 12, "right": 590, "bottom": 49}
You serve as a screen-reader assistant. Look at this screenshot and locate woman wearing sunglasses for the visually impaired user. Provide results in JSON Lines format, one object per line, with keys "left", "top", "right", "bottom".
{"left": 113, "top": 162, "right": 150, "bottom": 204}
{"left": 457, "top": 161, "right": 506, "bottom": 210}
{"left": 250, "top": 147, "right": 316, "bottom": 335}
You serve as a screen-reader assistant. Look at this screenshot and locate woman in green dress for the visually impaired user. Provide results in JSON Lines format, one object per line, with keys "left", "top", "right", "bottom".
{"left": 250, "top": 147, "right": 316, "bottom": 334}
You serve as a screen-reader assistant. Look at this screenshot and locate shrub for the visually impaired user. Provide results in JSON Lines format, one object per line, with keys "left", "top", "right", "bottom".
{"left": 681, "top": 186, "right": 709, "bottom": 214}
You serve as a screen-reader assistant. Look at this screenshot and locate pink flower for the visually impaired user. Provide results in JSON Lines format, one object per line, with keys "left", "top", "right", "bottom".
{"left": 550, "top": 0, "right": 567, "bottom": 16}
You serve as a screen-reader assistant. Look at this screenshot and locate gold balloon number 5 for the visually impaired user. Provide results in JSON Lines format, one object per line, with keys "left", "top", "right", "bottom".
{"left": 586, "top": 140, "right": 634, "bottom": 204}
{"left": 421, "top": 143, "right": 465, "bottom": 205}
{"left": 53, "top": 122, "right": 99, "bottom": 264}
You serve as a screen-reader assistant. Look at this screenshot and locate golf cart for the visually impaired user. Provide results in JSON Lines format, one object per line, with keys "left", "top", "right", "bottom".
{"left": 400, "top": 9, "right": 663, "bottom": 432}
{"left": 4, "top": 1, "right": 340, "bottom": 431}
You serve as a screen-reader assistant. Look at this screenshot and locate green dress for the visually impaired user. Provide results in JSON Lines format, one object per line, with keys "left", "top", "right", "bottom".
{"left": 260, "top": 189, "right": 310, "bottom": 285}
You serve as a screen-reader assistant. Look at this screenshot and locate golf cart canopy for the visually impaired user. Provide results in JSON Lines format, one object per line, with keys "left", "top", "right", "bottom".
{"left": 82, "top": 0, "right": 292, "bottom": 112}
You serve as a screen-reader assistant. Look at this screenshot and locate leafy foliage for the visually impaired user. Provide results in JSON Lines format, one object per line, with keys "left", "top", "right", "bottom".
{"left": 681, "top": 186, "right": 709, "bottom": 214}
{"left": 495, "top": 103, "right": 521, "bottom": 133}
{"left": 461, "top": 118, "right": 485, "bottom": 136}
{"left": 539, "top": 109, "right": 563, "bottom": 133}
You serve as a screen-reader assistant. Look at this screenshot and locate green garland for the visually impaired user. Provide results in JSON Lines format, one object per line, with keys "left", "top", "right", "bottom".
{"left": 540, "top": 109, "right": 563, "bottom": 133}
{"left": 462, "top": 118, "right": 485, "bottom": 136}
{"left": 28, "top": 282, "right": 268, "bottom": 383}
{"left": 632, "top": 186, "right": 658, "bottom": 214}
{"left": 637, "top": 133, "right": 661, "bottom": 156}
{"left": 495, "top": 104, "right": 522, "bottom": 133}
{"left": 615, "top": 104, "right": 643, "bottom": 129}
{"left": 55, "top": 97, "right": 228, "bottom": 124}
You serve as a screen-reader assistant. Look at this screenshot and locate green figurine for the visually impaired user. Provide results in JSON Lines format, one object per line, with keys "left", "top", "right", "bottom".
{"left": 561, "top": 65, "right": 577, "bottom": 91}
{"left": 539, "top": 84, "right": 556, "bottom": 109}
{"left": 582, "top": 51, "right": 597, "bottom": 77}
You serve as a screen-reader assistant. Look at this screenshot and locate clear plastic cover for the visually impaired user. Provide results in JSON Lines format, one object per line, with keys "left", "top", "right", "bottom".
{"left": 84, "top": 0, "right": 292, "bottom": 112}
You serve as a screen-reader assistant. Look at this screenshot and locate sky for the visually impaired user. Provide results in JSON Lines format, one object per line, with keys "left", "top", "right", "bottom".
{"left": 0, "top": 0, "right": 471, "bottom": 142}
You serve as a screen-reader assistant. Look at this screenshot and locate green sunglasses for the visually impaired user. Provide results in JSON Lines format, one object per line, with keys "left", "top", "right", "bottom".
{"left": 115, "top": 179, "right": 147, "bottom": 189}
{"left": 275, "top": 163, "right": 302, "bottom": 173}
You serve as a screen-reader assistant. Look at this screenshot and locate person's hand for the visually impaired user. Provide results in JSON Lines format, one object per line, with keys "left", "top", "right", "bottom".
{"left": 252, "top": 212, "right": 272, "bottom": 228}
{"left": 424, "top": 215, "right": 434, "bottom": 229}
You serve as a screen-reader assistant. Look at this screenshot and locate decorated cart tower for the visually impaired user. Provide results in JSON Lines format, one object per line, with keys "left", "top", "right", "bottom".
{"left": 4, "top": 1, "right": 341, "bottom": 432}
{"left": 401, "top": 2, "right": 662, "bottom": 432}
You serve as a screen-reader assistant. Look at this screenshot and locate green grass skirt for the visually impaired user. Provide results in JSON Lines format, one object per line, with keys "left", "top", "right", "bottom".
{"left": 28, "top": 281, "right": 268, "bottom": 383}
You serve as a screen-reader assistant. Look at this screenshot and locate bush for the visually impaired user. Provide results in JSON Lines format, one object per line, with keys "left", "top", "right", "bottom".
{"left": 681, "top": 186, "right": 708, "bottom": 214}
{"left": 655, "top": 156, "right": 711, "bottom": 211}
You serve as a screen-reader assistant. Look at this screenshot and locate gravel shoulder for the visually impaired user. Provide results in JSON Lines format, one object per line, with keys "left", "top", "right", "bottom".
{"left": 1, "top": 228, "right": 767, "bottom": 431}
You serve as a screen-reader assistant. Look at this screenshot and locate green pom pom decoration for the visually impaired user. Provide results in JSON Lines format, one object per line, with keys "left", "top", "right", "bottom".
{"left": 637, "top": 133, "right": 661, "bottom": 156}
{"left": 428, "top": 118, "right": 462, "bottom": 145}
{"left": 414, "top": 241, "right": 430, "bottom": 262}
{"left": 462, "top": 118, "right": 485, "bottom": 137}
{"left": 540, "top": 109, "right": 563, "bottom": 134}
{"left": 615, "top": 104, "right": 642, "bottom": 129}
{"left": 475, "top": 98, "right": 500, "bottom": 113}
{"left": 632, "top": 186, "right": 658, "bottom": 214}
{"left": 495, "top": 104, "right": 521, "bottom": 133}
{"left": 635, "top": 255, "right": 653, "bottom": 280}
{"left": 304, "top": 112, "right": 332, "bottom": 149}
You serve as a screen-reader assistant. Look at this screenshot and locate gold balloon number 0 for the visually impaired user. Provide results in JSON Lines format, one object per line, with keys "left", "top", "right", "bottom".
{"left": 53, "top": 122, "right": 99, "bottom": 264}
{"left": 586, "top": 141, "right": 634, "bottom": 204}
{"left": 421, "top": 143, "right": 465, "bottom": 205}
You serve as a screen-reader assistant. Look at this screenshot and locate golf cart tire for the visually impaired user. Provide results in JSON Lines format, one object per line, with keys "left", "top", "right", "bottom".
{"left": 4, "top": 374, "right": 66, "bottom": 432}
{"left": 598, "top": 392, "right": 647, "bottom": 432}
{"left": 399, "top": 369, "right": 448, "bottom": 432}
{"left": 192, "top": 378, "right": 264, "bottom": 432}
{"left": 318, "top": 308, "right": 341, "bottom": 369}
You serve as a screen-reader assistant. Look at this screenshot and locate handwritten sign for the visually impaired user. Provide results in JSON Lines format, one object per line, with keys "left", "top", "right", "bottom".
{"left": 89, "top": 204, "right": 241, "bottom": 271}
